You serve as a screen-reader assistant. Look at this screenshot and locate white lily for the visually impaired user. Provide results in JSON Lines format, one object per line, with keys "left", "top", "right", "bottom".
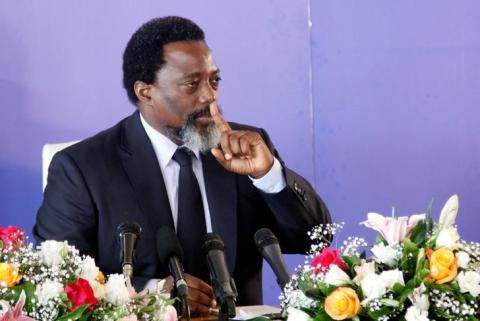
{"left": 371, "top": 243, "right": 400, "bottom": 266}
{"left": 438, "top": 194, "right": 459, "bottom": 231}
{"left": 353, "top": 260, "right": 375, "bottom": 284}
{"left": 361, "top": 213, "right": 425, "bottom": 245}
{"left": 435, "top": 226, "right": 460, "bottom": 249}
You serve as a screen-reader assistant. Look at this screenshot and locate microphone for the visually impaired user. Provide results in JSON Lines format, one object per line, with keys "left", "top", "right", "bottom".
{"left": 254, "top": 228, "right": 291, "bottom": 290}
{"left": 156, "top": 226, "right": 188, "bottom": 298}
{"left": 202, "top": 233, "right": 237, "bottom": 321}
{"left": 117, "top": 221, "right": 142, "bottom": 287}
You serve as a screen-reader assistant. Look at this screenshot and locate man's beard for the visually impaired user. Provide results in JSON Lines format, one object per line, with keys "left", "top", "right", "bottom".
{"left": 167, "top": 106, "right": 221, "bottom": 153}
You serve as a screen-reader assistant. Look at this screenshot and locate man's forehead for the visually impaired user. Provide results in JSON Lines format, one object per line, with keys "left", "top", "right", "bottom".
{"left": 162, "top": 40, "right": 218, "bottom": 74}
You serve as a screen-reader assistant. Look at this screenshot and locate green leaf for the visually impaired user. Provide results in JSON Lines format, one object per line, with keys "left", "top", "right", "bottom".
{"left": 399, "top": 238, "right": 419, "bottom": 279}
{"left": 0, "top": 239, "right": 3, "bottom": 251}
{"left": 1, "top": 282, "right": 37, "bottom": 312}
{"left": 342, "top": 255, "right": 359, "bottom": 274}
{"left": 315, "top": 282, "right": 337, "bottom": 296}
{"left": 55, "top": 304, "right": 89, "bottom": 321}
{"left": 375, "top": 234, "right": 386, "bottom": 245}
{"left": 381, "top": 298, "right": 400, "bottom": 307}
{"left": 408, "top": 219, "right": 427, "bottom": 246}
{"left": 392, "top": 283, "right": 405, "bottom": 295}
{"left": 312, "top": 306, "right": 332, "bottom": 321}
{"left": 425, "top": 198, "right": 434, "bottom": 233}
{"left": 367, "top": 305, "right": 393, "bottom": 319}
{"left": 416, "top": 268, "right": 430, "bottom": 280}
{"left": 247, "top": 317, "right": 271, "bottom": 321}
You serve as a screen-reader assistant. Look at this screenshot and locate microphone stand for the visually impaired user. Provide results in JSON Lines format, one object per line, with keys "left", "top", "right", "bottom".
{"left": 172, "top": 286, "right": 191, "bottom": 321}
{"left": 212, "top": 279, "right": 237, "bottom": 321}
{"left": 123, "top": 263, "right": 134, "bottom": 288}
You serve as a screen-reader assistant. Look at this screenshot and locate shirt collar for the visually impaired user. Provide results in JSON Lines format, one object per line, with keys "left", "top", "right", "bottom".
{"left": 140, "top": 114, "right": 200, "bottom": 169}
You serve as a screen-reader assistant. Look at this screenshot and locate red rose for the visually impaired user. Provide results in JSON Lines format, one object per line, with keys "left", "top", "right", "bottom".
{"left": 0, "top": 226, "right": 24, "bottom": 251}
{"left": 310, "top": 247, "right": 347, "bottom": 274}
{"left": 65, "top": 278, "right": 99, "bottom": 311}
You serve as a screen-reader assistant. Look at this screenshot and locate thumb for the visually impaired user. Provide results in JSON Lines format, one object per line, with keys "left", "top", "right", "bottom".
{"left": 211, "top": 148, "right": 229, "bottom": 168}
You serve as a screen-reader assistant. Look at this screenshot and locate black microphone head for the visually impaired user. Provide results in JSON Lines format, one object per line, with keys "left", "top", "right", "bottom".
{"left": 117, "top": 221, "right": 142, "bottom": 237}
{"left": 254, "top": 228, "right": 278, "bottom": 249}
{"left": 202, "top": 233, "right": 225, "bottom": 254}
{"left": 156, "top": 226, "right": 184, "bottom": 264}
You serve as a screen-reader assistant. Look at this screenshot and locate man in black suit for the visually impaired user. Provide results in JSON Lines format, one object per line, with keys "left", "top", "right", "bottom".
{"left": 34, "top": 16, "right": 330, "bottom": 314}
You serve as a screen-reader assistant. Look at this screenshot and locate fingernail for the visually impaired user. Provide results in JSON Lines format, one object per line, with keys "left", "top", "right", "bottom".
{"left": 211, "top": 299, "right": 217, "bottom": 307}
{"left": 225, "top": 153, "right": 231, "bottom": 160}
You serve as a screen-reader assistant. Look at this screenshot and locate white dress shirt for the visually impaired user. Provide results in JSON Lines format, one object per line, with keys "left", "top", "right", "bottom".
{"left": 140, "top": 114, "right": 287, "bottom": 233}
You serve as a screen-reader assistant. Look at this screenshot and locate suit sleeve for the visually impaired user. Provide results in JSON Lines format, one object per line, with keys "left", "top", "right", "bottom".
{"left": 257, "top": 128, "right": 332, "bottom": 253}
{"left": 33, "top": 151, "right": 98, "bottom": 256}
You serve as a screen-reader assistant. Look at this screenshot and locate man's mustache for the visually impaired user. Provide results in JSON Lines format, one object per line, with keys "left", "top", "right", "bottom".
{"left": 188, "top": 105, "right": 212, "bottom": 121}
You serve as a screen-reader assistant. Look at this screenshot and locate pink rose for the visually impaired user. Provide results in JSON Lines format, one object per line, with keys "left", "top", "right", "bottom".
{"left": 0, "top": 226, "right": 24, "bottom": 251}
{"left": 163, "top": 305, "right": 177, "bottom": 321}
{"left": 311, "top": 247, "right": 347, "bottom": 274}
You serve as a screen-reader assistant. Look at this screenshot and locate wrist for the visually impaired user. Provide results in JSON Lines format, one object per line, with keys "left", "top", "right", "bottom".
{"left": 251, "top": 157, "right": 274, "bottom": 178}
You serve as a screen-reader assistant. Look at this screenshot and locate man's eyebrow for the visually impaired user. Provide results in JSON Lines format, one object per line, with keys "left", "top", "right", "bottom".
{"left": 182, "top": 68, "right": 220, "bottom": 78}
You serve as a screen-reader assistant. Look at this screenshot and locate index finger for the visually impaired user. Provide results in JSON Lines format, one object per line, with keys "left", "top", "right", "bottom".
{"left": 210, "top": 101, "right": 231, "bottom": 132}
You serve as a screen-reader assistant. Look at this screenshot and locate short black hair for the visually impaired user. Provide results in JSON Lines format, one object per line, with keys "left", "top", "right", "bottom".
{"left": 122, "top": 16, "right": 205, "bottom": 105}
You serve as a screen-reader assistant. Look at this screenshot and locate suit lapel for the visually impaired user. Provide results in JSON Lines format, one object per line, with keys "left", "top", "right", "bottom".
{"left": 202, "top": 152, "right": 237, "bottom": 273}
{"left": 118, "top": 112, "right": 174, "bottom": 231}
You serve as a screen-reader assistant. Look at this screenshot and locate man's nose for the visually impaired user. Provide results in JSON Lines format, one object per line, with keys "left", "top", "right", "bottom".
{"left": 198, "top": 82, "right": 216, "bottom": 105}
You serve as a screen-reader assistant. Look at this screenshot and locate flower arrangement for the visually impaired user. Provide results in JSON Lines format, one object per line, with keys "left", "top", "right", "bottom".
{"left": 281, "top": 195, "right": 480, "bottom": 321}
{"left": 0, "top": 227, "right": 176, "bottom": 321}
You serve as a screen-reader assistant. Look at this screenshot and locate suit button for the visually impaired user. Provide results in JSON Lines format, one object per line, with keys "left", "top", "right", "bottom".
{"left": 294, "top": 182, "right": 300, "bottom": 192}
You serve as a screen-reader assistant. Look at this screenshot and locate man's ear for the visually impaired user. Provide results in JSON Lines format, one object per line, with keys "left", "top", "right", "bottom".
{"left": 134, "top": 81, "right": 153, "bottom": 104}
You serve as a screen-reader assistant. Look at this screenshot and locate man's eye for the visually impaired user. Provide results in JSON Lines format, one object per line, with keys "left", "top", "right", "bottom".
{"left": 210, "top": 77, "right": 222, "bottom": 88}
{"left": 185, "top": 81, "right": 199, "bottom": 88}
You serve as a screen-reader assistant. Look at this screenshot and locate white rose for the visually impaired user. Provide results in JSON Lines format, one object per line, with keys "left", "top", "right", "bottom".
{"left": 39, "top": 240, "right": 66, "bottom": 267}
{"left": 405, "top": 306, "right": 429, "bottom": 321}
{"left": 436, "top": 226, "right": 460, "bottom": 249}
{"left": 78, "top": 256, "right": 100, "bottom": 282}
{"left": 286, "top": 307, "right": 311, "bottom": 321}
{"left": 380, "top": 269, "right": 404, "bottom": 289}
{"left": 324, "top": 264, "right": 351, "bottom": 286}
{"left": 457, "top": 271, "right": 480, "bottom": 297}
{"left": 105, "top": 274, "right": 131, "bottom": 305}
{"left": 360, "top": 269, "right": 403, "bottom": 302}
{"left": 456, "top": 251, "right": 471, "bottom": 269}
{"left": 35, "top": 279, "right": 64, "bottom": 305}
{"left": 371, "top": 243, "right": 400, "bottom": 266}
{"left": 89, "top": 280, "right": 106, "bottom": 300}
{"left": 361, "top": 273, "right": 387, "bottom": 302}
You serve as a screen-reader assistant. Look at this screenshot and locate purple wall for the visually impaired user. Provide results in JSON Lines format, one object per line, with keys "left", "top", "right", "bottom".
{"left": 1, "top": 1, "right": 479, "bottom": 306}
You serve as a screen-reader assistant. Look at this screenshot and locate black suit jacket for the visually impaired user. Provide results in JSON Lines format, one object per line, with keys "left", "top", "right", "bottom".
{"left": 34, "top": 111, "right": 330, "bottom": 305}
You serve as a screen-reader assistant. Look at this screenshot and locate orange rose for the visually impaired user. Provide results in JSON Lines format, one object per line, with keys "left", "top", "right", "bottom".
{"left": 0, "top": 262, "right": 22, "bottom": 287}
{"left": 427, "top": 247, "right": 457, "bottom": 284}
{"left": 324, "top": 287, "right": 360, "bottom": 320}
{"left": 96, "top": 271, "right": 105, "bottom": 284}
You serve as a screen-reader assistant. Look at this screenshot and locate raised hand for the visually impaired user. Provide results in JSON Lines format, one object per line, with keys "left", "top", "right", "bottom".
{"left": 210, "top": 102, "right": 274, "bottom": 178}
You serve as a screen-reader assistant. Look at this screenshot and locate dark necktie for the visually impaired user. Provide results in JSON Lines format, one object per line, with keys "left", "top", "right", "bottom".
{"left": 172, "top": 147, "right": 209, "bottom": 281}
